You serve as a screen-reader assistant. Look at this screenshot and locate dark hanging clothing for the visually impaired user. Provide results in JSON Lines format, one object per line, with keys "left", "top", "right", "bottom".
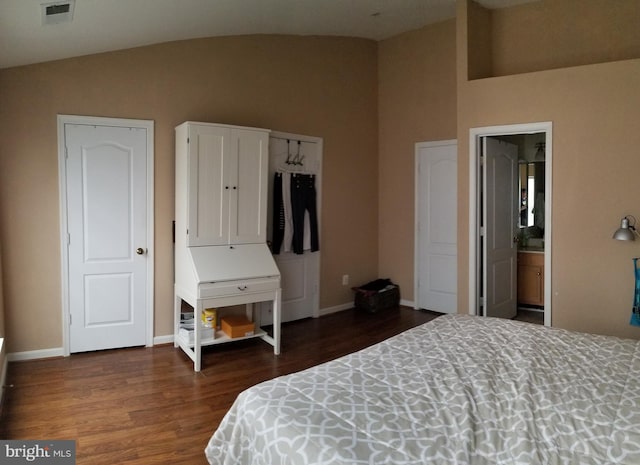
{"left": 272, "top": 172, "right": 285, "bottom": 254}
{"left": 290, "top": 174, "right": 319, "bottom": 255}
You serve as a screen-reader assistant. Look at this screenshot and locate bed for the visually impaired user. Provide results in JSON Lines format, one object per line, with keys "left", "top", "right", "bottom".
{"left": 205, "top": 314, "right": 640, "bottom": 464}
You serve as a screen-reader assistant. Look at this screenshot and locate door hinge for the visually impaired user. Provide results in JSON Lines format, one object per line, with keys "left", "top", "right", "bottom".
{"left": 69, "top": 314, "right": 72, "bottom": 326}
{"left": 187, "top": 137, "right": 189, "bottom": 144}
{"left": 67, "top": 233, "right": 71, "bottom": 245}
{"left": 65, "top": 146, "right": 69, "bottom": 159}
{"left": 480, "top": 226, "right": 486, "bottom": 237}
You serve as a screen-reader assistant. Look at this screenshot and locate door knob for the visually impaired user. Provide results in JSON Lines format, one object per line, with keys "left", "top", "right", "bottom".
{"left": 136, "top": 248, "right": 145, "bottom": 255}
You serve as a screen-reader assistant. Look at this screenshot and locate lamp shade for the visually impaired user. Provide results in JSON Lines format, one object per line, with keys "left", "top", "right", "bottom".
{"left": 613, "top": 217, "right": 636, "bottom": 241}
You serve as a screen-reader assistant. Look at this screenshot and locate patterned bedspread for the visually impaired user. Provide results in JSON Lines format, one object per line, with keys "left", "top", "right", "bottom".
{"left": 205, "top": 314, "right": 640, "bottom": 464}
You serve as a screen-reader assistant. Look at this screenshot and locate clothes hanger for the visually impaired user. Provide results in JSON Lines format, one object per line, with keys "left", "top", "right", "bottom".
{"left": 277, "top": 140, "right": 314, "bottom": 175}
{"left": 290, "top": 141, "right": 305, "bottom": 166}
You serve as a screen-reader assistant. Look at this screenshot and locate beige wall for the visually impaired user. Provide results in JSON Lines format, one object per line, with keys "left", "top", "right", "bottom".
{"left": 457, "top": 0, "right": 640, "bottom": 338}
{"left": 490, "top": 0, "right": 640, "bottom": 77}
{"left": 0, "top": 35, "right": 379, "bottom": 353}
{"left": 377, "top": 20, "right": 458, "bottom": 298}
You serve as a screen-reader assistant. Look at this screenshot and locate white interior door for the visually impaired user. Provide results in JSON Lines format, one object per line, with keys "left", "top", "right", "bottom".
{"left": 261, "top": 132, "right": 321, "bottom": 324}
{"left": 415, "top": 141, "right": 457, "bottom": 313}
{"left": 63, "top": 120, "right": 151, "bottom": 352}
{"left": 483, "top": 137, "right": 518, "bottom": 319}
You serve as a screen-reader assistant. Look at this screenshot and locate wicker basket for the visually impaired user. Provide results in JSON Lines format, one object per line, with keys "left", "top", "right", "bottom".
{"left": 353, "top": 285, "right": 400, "bottom": 313}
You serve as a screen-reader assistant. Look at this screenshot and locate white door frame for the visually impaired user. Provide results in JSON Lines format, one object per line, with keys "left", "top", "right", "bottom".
{"left": 414, "top": 139, "right": 457, "bottom": 312}
{"left": 57, "top": 115, "right": 155, "bottom": 355}
{"left": 468, "top": 122, "right": 552, "bottom": 326}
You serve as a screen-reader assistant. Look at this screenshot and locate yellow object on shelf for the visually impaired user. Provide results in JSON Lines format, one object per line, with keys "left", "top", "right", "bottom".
{"left": 201, "top": 308, "right": 217, "bottom": 328}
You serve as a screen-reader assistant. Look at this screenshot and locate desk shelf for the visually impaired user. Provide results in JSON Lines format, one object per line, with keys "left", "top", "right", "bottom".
{"left": 177, "top": 326, "right": 271, "bottom": 348}
{"left": 173, "top": 284, "right": 281, "bottom": 372}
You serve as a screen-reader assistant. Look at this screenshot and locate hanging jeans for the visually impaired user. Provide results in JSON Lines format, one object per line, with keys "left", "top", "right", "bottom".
{"left": 291, "top": 173, "right": 319, "bottom": 254}
{"left": 272, "top": 173, "right": 285, "bottom": 254}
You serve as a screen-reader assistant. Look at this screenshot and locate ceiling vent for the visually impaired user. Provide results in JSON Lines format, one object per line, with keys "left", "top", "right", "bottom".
{"left": 41, "top": 1, "right": 75, "bottom": 25}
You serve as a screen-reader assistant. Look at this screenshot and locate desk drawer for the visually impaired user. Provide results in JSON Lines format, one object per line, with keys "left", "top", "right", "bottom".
{"left": 198, "top": 276, "right": 279, "bottom": 299}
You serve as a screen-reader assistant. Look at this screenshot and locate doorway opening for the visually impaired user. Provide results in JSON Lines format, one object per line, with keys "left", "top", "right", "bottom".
{"left": 468, "top": 122, "right": 552, "bottom": 326}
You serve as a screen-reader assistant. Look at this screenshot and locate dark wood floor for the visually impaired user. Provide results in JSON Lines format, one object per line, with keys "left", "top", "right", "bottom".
{"left": 0, "top": 306, "right": 440, "bottom": 465}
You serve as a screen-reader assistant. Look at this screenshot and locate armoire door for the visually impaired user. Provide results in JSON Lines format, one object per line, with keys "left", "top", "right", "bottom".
{"left": 187, "top": 124, "right": 230, "bottom": 246}
{"left": 185, "top": 124, "right": 269, "bottom": 246}
{"left": 230, "top": 128, "right": 269, "bottom": 245}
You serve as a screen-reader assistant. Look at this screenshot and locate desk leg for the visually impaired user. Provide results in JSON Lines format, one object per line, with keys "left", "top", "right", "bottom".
{"left": 174, "top": 291, "right": 181, "bottom": 348}
{"left": 194, "top": 300, "right": 202, "bottom": 372}
{"left": 273, "top": 288, "right": 281, "bottom": 355}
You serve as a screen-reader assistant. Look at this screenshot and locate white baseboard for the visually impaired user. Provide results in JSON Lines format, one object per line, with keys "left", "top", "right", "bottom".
{"left": 153, "top": 334, "right": 174, "bottom": 345}
{"left": 7, "top": 338, "right": 176, "bottom": 360}
{"left": 318, "top": 302, "right": 353, "bottom": 317}
{"left": 8, "top": 347, "right": 65, "bottom": 362}
{"left": 318, "top": 299, "right": 416, "bottom": 318}
{"left": 400, "top": 299, "right": 415, "bottom": 308}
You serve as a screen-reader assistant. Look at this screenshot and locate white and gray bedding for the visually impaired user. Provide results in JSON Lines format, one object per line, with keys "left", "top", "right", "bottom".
{"left": 205, "top": 314, "right": 640, "bottom": 464}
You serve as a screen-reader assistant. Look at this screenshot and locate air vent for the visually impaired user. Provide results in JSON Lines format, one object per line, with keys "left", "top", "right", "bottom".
{"left": 41, "top": 1, "right": 75, "bottom": 25}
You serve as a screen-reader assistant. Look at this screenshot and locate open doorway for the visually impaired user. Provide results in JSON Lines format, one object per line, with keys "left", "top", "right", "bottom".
{"left": 468, "top": 122, "right": 552, "bottom": 326}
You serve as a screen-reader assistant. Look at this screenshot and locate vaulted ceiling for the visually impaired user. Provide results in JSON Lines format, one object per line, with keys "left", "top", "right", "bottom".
{"left": 0, "top": 0, "right": 538, "bottom": 69}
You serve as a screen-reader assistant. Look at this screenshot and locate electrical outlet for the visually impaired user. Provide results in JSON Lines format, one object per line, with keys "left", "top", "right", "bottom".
{"left": 342, "top": 274, "right": 349, "bottom": 286}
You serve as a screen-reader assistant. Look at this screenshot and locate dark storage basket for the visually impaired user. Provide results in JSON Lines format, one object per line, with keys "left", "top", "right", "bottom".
{"left": 353, "top": 285, "right": 400, "bottom": 313}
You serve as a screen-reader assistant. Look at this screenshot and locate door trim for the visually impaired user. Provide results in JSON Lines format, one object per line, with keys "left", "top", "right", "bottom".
{"left": 468, "top": 122, "right": 552, "bottom": 326}
{"left": 57, "top": 115, "right": 155, "bottom": 355}
{"left": 414, "top": 139, "right": 457, "bottom": 312}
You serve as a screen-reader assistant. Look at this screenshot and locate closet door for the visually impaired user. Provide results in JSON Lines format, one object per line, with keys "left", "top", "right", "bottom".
{"left": 415, "top": 140, "right": 457, "bottom": 314}
{"left": 230, "top": 128, "right": 269, "bottom": 244}
{"left": 262, "top": 133, "right": 322, "bottom": 324}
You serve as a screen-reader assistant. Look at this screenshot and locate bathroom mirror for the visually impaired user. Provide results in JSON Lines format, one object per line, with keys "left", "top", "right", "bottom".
{"left": 519, "top": 161, "right": 545, "bottom": 231}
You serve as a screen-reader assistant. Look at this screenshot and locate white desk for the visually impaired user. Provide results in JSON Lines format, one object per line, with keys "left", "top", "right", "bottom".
{"left": 173, "top": 244, "right": 281, "bottom": 372}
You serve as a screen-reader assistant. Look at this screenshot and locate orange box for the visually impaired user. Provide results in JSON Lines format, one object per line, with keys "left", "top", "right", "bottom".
{"left": 221, "top": 315, "right": 255, "bottom": 338}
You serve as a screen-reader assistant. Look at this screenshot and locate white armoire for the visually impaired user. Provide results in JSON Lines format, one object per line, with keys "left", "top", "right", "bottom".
{"left": 173, "top": 121, "right": 281, "bottom": 371}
